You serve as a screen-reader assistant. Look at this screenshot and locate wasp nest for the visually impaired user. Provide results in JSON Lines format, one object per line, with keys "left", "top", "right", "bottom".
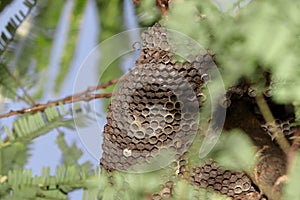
{"left": 100, "top": 24, "right": 215, "bottom": 171}
{"left": 190, "top": 162, "right": 265, "bottom": 200}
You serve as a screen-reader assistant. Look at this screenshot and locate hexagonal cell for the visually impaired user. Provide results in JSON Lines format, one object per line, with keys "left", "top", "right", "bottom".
{"left": 130, "top": 122, "right": 140, "bottom": 131}
{"left": 150, "top": 107, "right": 160, "bottom": 115}
{"left": 223, "top": 170, "right": 232, "bottom": 179}
{"left": 210, "top": 169, "right": 218, "bottom": 178}
{"left": 220, "top": 186, "right": 229, "bottom": 194}
{"left": 200, "top": 171, "right": 210, "bottom": 180}
{"left": 181, "top": 124, "right": 190, "bottom": 132}
{"left": 159, "top": 120, "right": 166, "bottom": 127}
{"left": 242, "top": 182, "right": 251, "bottom": 191}
{"left": 174, "top": 112, "right": 181, "bottom": 120}
{"left": 141, "top": 121, "right": 150, "bottom": 129}
{"left": 136, "top": 142, "right": 145, "bottom": 150}
{"left": 149, "top": 135, "right": 158, "bottom": 144}
{"left": 146, "top": 127, "right": 154, "bottom": 135}
{"left": 150, "top": 120, "right": 159, "bottom": 129}
{"left": 173, "top": 124, "right": 180, "bottom": 131}
{"left": 215, "top": 175, "right": 224, "bottom": 183}
{"left": 164, "top": 101, "right": 174, "bottom": 110}
{"left": 154, "top": 127, "right": 163, "bottom": 135}
{"left": 174, "top": 101, "right": 181, "bottom": 110}
{"left": 162, "top": 137, "right": 172, "bottom": 146}
{"left": 214, "top": 182, "right": 222, "bottom": 191}
{"left": 158, "top": 108, "right": 167, "bottom": 116}
{"left": 164, "top": 114, "right": 174, "bottom": 124}
{"left": 136, "top": 115, "right": 146, "bottom": 122}
{"left": 200, "top": 179, "right": 208, "bottom": 188}
{"left": 134, "top": 130, "right": 146, "bottom": 139}
{"left": 229, "top": 182, "right": 236, "bottom": 190}
{"left": 227, "top": 189, "right": 234, "bottom": 197}
{"left": 163, "top": 125, "right": 173, "bottom": 135}
{"left": 207, "top": 184, "right": 214, "bottom": 190}
{"left": 229, "top": 174, "right": 238, "bottom": 183}
{"left": 158, "top": 133, "right": 168, "bottom": 141}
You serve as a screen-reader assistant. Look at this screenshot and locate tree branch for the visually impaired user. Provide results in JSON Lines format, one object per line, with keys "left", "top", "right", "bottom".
{"left": 0, "top": 77, "right": 121, "bottom": 119}
{"left": 255, "top": 94, "right": 290, "bottom": 155}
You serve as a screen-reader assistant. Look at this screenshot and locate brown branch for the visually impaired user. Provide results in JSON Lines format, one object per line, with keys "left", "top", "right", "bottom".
{"left": 224, "top": 97, "right": 286, "bottom": 200}
{"left": 255, "top": 94, "right": 290, "bottom": 155}
{"left": 0, "top": 77, "right": 121, "bottom": 119}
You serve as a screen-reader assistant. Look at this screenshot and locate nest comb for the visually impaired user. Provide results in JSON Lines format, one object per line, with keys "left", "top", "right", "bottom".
{"left": 100, "top": 24, "right": 215, "bottom": 172}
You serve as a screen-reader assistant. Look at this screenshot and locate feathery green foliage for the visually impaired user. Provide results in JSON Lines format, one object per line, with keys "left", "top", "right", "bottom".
{"left": 208, "top": 130, "right": 257, "bottom": 173}
{"left": 0, "top": 63, "right": 18, "bottom": 100}
{"left": 56, "top": 131, "right": 94, "bottom": 171}
{"left": 1, "top": 165, "right": 95, "bottom": 199}
{"left": 165, "top": 0, "right": 300, "bottom": 104}
{"left": 1, "top": 105, "right": 74, "bottom": 150}
{"left": 0, "top": 0, "right": 37, "bottom": 55}
{"left": 0, "top": 0, "right": 300, "bottom": 199}
{"left": 0, "top": 0, "right": 13, "bottom": 12}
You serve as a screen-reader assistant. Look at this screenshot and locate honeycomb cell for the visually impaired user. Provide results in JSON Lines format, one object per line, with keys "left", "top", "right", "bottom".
{"left": 164, "top": 101, "right": 174, "bottom": 110}
{"left": 248, "top": 87, "right": 256, "bottom": 97}
{"left": 228, "top": 189, "right": 234, "bottom": 196}
{"left": 222, "top": 171, "right": 231, "bottom": 179}
{"left": 155, "top": 127, "right": 163, "bottom": 135}
{"left": 160, "top": 187, "right": 171, "bottom": 198}
{"left": 264, "top": 87, "right": 272, "bottom": 97}
{"left": 182, "top": 124, "right": 190, "bottom": 131}
{"left": 151, "top": 193, "right": 161, "bottom": 200}
{"left": 229, "top": 174, "right": 238, "bottom": 182}
{"left": 135, "top": 131, "right": 146, "bottom": 139}
{"left": 214, "top": 183, "right": 222, "bottom": 191}
{"left": 130, "top": 122, "right": 140, "bottom": 131}
{"left": 210, "top": 169, "right": 218, "bottom": 178}
{"left": 207, "top": 178, "right": 215, "bottom": 185}
{"left": 164, "top": 114, "right": 174, "bottom": 123}
{"left": 158, "top": 133, "right": 167, "bottom": 141}
{"left": 141, "top": 121, "right": 150, "bottom": 129}
{"left": 174, "top": 112, "right": 181, "bottom": 120}
{"left": 149, "top": 136, "right": 158, "bottom": 144}
{"left": 215, "top": 175, "right": 223, "bottom": 183}
{"left": 221, "top": 186, "right": 229, "bottom": 194}
{"left": 163, "top": 125, "right": 173, "bottom": 135}
{"left": 150, "top": 120, "right": 159, "bottom": 129}
{"left": 200, "top": 179, "right": 208, "bottom": 187}
{"left": 242, "top": 182, "right": 251, "bottom": 191}
{"left": 146, "top": 127, "right": 154, "bottom": 134}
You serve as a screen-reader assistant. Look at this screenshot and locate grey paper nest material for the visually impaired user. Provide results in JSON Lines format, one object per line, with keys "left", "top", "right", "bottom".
{"left": 100, "top": 24, "right": 215, "bottom": 172}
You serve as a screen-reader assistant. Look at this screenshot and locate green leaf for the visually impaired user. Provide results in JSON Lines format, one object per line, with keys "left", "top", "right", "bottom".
{"left": 211, "top": 130, "right": 256, "bottom": 173}
{"left": 1, "top": 106, "right": 75, "bottom": 150}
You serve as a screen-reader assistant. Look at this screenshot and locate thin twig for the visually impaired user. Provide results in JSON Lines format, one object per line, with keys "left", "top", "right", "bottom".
{"left": 71, "top": 77, "right": 121, "bottom": 99}
{"left": 0, "top": 77, "right": 121, "bottom": 119}
{"left": 255, "top": 94, "right": 290, "bottom": 154}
